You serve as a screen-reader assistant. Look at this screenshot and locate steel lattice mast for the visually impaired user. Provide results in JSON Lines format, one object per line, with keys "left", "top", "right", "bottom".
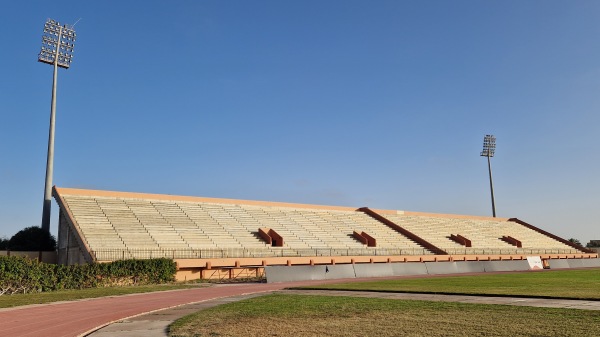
{"left": 38, "top": 19, "right": 76, "bottom": 232}
{"left": 480, "top": 134, "right": 497, "bottom": 217}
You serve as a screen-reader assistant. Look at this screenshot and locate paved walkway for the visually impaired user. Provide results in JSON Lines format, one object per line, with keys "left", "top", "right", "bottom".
{"left": 87, "top": 292, "right": 266, "bottom": 337}
{"left": 88, "top": 289, "right": 600, "bottom": 337}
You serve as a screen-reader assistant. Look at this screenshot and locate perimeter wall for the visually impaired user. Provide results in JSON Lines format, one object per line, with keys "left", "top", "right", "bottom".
{"left": 0, "top": 251, "right": 57, "bottom": 263}
{"left": 174, "top": 253, "right": 598, "bottom": 281}
{"left": 265, "top": 258, "right": 600, "bottom": 283}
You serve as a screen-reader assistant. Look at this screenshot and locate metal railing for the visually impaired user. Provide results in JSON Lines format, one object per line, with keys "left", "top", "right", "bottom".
{"left": 441, "top": 248, "right": 582, "bottom": 255}
{"left": 90, "top": 247, "right": 587, "bottom": 261}
{"left": 91, "top": 247, "right": 433, "bottom": 261}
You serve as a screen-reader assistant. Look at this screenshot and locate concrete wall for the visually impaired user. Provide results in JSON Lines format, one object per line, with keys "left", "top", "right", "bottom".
{"left": 57, "top": 209, "right": 89, "bottom": 265}
{"left": 455, "top": 261, "right": 486, "bottom": 273}
{"left": 354, "top": 263, "right": 394, "bottom": 278}
{"left": 0, "top": 251, "right": 57, "bottom": 263}
{"left": 548, "top": 258, "right": 600, "bottom": 269}
{"left": 265, "top": 258, "right": 600, "bottom": 283}
{"left": 391, "top": 262, "right": 429, "bottom": 276}
{"left": 481, "top": 260, "right": 530, "bottom": 272}
{"left": 266, "top": 265, "right": 356, "bottom": 283}
{"left": 580, "top": 258, "right": 600, "bottom": 267}
{"left": 424, "top": 261, "right": 459, "bottom": 274}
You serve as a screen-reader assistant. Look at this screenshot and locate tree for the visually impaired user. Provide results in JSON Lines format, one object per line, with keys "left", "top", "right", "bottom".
{"left": 8, "top": 227, "right": 57, "bottom": 251}
{"left": 568, "top": 238, "right": 582, "bottom": 246}
{"left": 0, "top": 236, "right": 8, "bottom": 250}
{"left": 587, "top": 240, "right": 600, "bottom": 248}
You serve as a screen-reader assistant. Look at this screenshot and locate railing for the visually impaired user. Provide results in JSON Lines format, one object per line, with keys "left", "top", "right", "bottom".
{"left": 91, "top": 247, "right": 588, "bottom": 262}
{"left": 91, "top": 247, "right": 433, "bottom": 261}
{"left": 441, "top": 248, "right": 583, "bottom": 255}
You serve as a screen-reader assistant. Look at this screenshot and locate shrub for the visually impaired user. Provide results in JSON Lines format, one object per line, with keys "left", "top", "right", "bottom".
{"left": 0, "top": 256, "right": 41, "bottom": 295}
{"left": 8, "top": 227, "right": 56, "bottom": 251}
{"left": 0, "top": 256, "right": 176, "bottom": 295}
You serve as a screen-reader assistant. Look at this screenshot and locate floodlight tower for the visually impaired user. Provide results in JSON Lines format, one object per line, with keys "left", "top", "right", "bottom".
{"left": 38, "top": 19, "right": 76, "bottom": 232}
{"left": 480, "top": 135, "right": 497, "bottom": 217}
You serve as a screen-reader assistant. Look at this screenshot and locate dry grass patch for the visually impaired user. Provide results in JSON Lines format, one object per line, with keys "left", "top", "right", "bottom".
{"left": 169, "top": 294, "right": 600, "bottom": 337}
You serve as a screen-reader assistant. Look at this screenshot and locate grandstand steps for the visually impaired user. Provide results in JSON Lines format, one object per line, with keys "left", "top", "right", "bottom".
{"left": 357, "top": 208, "right": 445, "bottom": 254}
{"left": 53, "top": 187, "right": 594, "bottom": 266}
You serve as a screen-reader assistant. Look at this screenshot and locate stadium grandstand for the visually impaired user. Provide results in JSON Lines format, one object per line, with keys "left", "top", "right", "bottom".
{"left": 53, "top": 187, "right": 597, "bottom": 280}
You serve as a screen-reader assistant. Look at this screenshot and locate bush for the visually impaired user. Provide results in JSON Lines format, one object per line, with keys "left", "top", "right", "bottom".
{"left": 0, "top": 256, "right": 40, "bottom": 295}
{"left": 8, "top": 227, "right": 56, "bottom": 251}
{"left": 0, "top": 256, "right": 176, "bottom": 295}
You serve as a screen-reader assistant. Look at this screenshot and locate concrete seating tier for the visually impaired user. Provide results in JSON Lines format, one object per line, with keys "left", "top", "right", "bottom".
{"left": 61, "top": 193, "right": 429, "bottom": 256}
{"left": 328, "top": 211, "right": 424, "bottom": 250}
{"left": 384, "top": 214, "right": 577, "bottom": 253}
{"left": 225, "top": 205, "right": 428, "bottom": 252}
{"left": 57, "top": 188, "right": 581, "bottom": 261}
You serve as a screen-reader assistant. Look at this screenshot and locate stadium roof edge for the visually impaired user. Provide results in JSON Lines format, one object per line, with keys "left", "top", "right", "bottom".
{"left": 53, "top": 186, "right": 358, "bottom": 212}
{"left": 53, "top": 186, "right": 508, "bottom": 221}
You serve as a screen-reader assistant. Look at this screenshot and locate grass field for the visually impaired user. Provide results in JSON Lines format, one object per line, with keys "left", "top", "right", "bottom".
{"left": 168, "top": 293, "right": 600, "bottom": 337}
{"left": 0, "top": 284, "right": 200, "bottom": 309}
{"left": 170, "top": 269, "right": 600, "bottom": 336}
{"left": 298, "top": 269, "right": 600, "bottom": 300}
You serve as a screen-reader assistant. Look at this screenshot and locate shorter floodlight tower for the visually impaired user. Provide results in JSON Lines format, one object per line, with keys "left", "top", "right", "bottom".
{"left": 38, "top": 19, "right": 76, "bottom": 232}
{"left": 480, "top": 135, "right": 497, "bottom": 217}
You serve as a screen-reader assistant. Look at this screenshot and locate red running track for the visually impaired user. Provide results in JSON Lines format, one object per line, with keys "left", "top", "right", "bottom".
{"left": 0, "top": 279, "right": 358, "bottom": 337}
{"left": 0, "top": 272, "right": 528, "bottom": 337}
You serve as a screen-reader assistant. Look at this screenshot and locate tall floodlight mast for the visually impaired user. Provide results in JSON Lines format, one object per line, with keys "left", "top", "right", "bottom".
{"left": 480, "top": 135, "right": 497, "bottom": 217}
{"left": 38, "top": 19, "right": 76, "bottom": 232}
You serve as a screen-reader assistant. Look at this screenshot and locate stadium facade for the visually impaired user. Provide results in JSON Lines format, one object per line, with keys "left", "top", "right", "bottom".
{"left": 53, "top": 187, "right": 597, "bottom": 280}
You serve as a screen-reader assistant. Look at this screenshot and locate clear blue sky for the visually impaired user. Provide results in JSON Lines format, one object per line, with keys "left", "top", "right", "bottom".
{"left": 1, "top": 1, "right": 599, "bottom": 244}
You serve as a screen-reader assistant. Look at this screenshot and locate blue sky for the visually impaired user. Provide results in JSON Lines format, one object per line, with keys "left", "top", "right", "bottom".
{"left": 1, "top": 1, "right": 599, "bottom": 243}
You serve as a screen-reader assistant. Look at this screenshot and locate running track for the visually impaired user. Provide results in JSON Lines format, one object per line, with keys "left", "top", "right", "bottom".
{"left": 0, "top": 278, "right": 365, "bottom": 337}
{"left": 0, "top": 271, "right": 588, "bottom": 337}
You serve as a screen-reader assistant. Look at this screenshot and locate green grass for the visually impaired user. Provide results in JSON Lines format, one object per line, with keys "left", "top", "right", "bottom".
{"left": 169, "top": 293, "right": 600, "bottom": 337}
{"left": 297, "top": 269, "right": 600, "bottom": 300}
{"left": 0, "top": 283, "right": 202, "bottom": 309}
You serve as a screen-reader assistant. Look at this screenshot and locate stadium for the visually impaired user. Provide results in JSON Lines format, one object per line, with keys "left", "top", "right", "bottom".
{"left": 3, "top": 3, "right": 600, "bottom": 336}
{"left": 53, "top": 186, "right": 597, "bottom": 282}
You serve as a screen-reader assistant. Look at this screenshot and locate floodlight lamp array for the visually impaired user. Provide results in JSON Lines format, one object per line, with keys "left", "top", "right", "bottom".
{"left": 38, "top": 19, "right": 76, "bottom": 69}
{"left": 480, "top": 134, "right": 496, "bottom": 157}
